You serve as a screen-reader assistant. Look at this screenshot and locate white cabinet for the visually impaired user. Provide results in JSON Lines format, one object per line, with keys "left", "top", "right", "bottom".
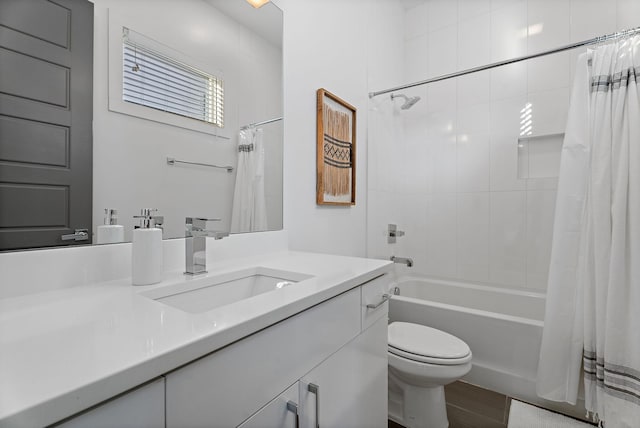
{"left": 54, "top": 377, "right": 165, "bottom": 428}
{"left": 165, "top": 287, "right": 362, "bottom": 427}
{"left": 166, "top": 273, "right": 390, "bottom": 428}
{"left": 238, "top": 382, "right": 300, "bottom": 428}
{"left": 299, "top": 316, "right": 388, "bottom": 428}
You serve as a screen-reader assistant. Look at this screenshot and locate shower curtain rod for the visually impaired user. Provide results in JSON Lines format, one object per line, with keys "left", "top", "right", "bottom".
{"left": 369, "top": 26, "right": 640, "bottom": 98}
{"left": 240, "top": 116, "right": 283, "bottom": 130}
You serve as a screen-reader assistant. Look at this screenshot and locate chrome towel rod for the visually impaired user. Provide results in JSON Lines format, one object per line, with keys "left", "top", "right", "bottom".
{"left": 369, "top": 26, "right": 640, "bottom": 98}
{"left": 166, "top": 157, "right": 233, "bottom": 173}
{"left": 240, "top": 116, "right": 283, "bottom": 130}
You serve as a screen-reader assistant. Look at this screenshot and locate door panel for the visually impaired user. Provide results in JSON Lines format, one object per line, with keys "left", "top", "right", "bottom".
{"left": 0, "top": 0, "right": 93, "bottom": 250}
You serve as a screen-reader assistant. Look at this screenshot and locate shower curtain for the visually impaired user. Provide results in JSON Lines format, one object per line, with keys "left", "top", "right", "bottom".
{"left": 537, "top": 34, "right": 640, "bottom": 427}
{"left": 230, "top": 128, "right": 267, "bottom": 233}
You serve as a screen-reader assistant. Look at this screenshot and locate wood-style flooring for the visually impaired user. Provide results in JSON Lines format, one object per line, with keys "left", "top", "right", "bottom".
{"left": 388, "top": 381, "right": 511, "bottom": 428}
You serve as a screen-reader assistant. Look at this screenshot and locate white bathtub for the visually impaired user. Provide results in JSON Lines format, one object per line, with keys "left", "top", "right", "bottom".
{"left": 388, "top": 276, "right": 589, "bottom": 420}
{"left": 388, "top": 276, "right": 554, "bottom": 409}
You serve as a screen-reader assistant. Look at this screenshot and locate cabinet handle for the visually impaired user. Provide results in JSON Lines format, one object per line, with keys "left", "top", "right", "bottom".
{"left": 366, "top": 293, "right": 391, "bottom": 309}
{"left": 286, "top": 400, "right": 299, "bottom": 428}
{"left": 308, "top": 383, "right": 320, "bottom": 428}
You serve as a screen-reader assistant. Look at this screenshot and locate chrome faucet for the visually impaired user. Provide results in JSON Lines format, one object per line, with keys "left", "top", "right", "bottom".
{"left": 390, "top": 255, "right": 413, "bottom": 267}
{"left": 185, "top": 217, "right": 229, "bottom": 275}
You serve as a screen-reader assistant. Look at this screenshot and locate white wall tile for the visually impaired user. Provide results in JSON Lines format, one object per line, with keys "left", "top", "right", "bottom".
{"left": 366, "top": 0, "right": 595, "bottom": 295}
{"left": 491, "top": 0, "right": 524, "bottom": 12}
{"left": 489, "top": 191, "right": 527, "bottom": 287}
{"left": 527, "top": 52, "right": 571, "bottom": 94}
{"left": 490, "top": 96, "right": 528, "bottom": 137}
{"left": 491, "top": 134, "right": 527, "bottom": 192}
{"left": 403, "top": 113, "right": 431, "bottom": 194}
{"left": 527, "top": 87, "right": 571, "bottom": 136}
{"left": 428, "top": 0, "right": 458, "bottom": 32}
{"left": 458, "top": 12, "right": 491, "bottom": 70}
{"left": 526, "top": 190, "right": 557, "bottom": 290}
{"left": 526, "top": 176, "right": 558, "bottom": 191}
{"left": 457, "top": 133, "right": 490, "bottom": 192}
{"left": 458, "top": 0, "right": 491, "bottom": 21}
{"left": 490, "top": 1, "right": 528, "bottom": 62}
{"left": 405, "top": 34, "right": 429, "bottom": 83}
{"left": 522, "top": 133, "right": 564, "bottom": 179}
{"left": 427, "top": 79, "right": 457, "bottom": 113}
{"left": 424, "top": 193, "right": 458, "bottom": 278}
{"left": 427, "top": 24, "right": 458, "bottom": 77}
{"left": 368, "top": 101, "right": 403, "bottom": 192}
{"left": 425, "top": 109, "right": 457, "bottom": 193}
{"left": 367, "top": 190, "right": 401, "bottom": 261}
{"left": 457, "top": 192, "right": 490, "bottom": 281}
{"left": 458, "top": 102, "right": 491, "bottom": 135}
{"left": 491, "top": 62, "right": 527, "bottom": 101}
{"left": 527, "top": 0, "right": 571, "bottom": 53}
{"left": 617, "top": 0, "right": 640, "bottom": 31}
{"left": 397, "top": 193, "right": 429, "bottom": 269}
{"left": 570, "top": 0, "right": 617, "bottom": 42}
{"left": 405, "top": 2, "right": 430, "bottom": 39}
{"left": 457, "top": 69, "right": 491, "bottom": 107}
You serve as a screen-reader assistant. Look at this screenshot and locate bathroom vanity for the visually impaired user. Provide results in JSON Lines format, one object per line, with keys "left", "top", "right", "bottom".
{"left": 0, "top": 251, "right": 391, "bottom": 427}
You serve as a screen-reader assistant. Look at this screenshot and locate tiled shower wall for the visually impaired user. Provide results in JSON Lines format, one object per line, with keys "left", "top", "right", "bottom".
{"left": 367, "top": 0, "right": 640, "bottom": 292}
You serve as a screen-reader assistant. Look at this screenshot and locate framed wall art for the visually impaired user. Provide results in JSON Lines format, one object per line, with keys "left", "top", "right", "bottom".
{"left": 316, "top": 88, "right": 356, "bottom": 206}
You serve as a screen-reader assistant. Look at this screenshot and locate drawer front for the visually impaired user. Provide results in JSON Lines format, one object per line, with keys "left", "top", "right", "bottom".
{"left": 165, "top": 288, "right": 361, "bottom": 428}
{"left": 55, "top": 378, "right": 165, "bottom": 428}
{"left": 237, "top": 382, "right": 299, "bottom": 428}
{"left": 361, "top": 274, "right": 391, "bottom": 330}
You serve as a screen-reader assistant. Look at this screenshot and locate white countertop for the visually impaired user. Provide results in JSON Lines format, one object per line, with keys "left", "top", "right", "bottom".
{"left": 0, "top": 251, "right": 391, "bottom": 427}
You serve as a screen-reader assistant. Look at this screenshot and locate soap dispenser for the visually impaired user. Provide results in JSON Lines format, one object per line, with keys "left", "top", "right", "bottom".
{"left": 96, "top": 209, "right": 125, "bottom": 244}
{"left": 132, "top": 208, "right": 164, "bottom": 286}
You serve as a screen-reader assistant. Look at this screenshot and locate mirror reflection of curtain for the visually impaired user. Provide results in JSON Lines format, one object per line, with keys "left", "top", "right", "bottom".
{"left": 231, "top": 128, "right": 267, "bottom": 233}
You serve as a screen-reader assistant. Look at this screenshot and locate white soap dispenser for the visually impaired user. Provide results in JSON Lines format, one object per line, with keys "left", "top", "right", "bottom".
{"left": 96, "top": 209, "right": 125, "bottom": 244}
{"left": 132, "top": 208, "right": 164, "bottom": 286}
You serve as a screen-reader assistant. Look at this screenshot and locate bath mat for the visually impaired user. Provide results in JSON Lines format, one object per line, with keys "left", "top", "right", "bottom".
{"left": 507, "top": 400, "right": 593, "bottom": 428}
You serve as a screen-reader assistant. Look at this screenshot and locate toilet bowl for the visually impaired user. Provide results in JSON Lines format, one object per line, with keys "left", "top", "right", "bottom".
{"left": 388, "top": 322, "right": 472, "bottom": 428}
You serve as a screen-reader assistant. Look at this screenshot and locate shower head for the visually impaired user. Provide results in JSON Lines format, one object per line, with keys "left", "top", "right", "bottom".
{"left": 391, "top": 93, "right": 421, "bottom": 110}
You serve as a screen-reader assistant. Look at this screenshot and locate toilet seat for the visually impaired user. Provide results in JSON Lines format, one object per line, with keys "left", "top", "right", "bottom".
{"left": 388, "top": 322, "right": 472, "bottom": 365}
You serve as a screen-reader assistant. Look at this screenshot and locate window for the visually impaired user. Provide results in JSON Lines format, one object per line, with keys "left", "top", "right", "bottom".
{"left": 122, "top": 35, "right": 224, "bottom": 127}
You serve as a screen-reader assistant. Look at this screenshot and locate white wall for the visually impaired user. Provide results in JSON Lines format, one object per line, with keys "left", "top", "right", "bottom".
{"left": 367, "top": 0, "right": 640, "bottom": 292}
{"left": 278, "top": 0, "right": 404, "bottom": 257}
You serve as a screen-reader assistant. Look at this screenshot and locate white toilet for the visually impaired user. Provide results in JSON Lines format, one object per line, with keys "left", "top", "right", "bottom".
{"left": 388, "top": 321, "right": 472, "bottom": 428}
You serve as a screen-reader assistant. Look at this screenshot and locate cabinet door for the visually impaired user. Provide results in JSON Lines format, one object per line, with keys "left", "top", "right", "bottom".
{"left": 54, "top": 378, "right": 164, "bottom": 428}
{"left": 238, "top": 382, "right": 300, "bottom": 428}
{"left": 166, "top": 288, "right": 360, "bottom": 428}
{"left": 299, "top": 316, "right": 388, "bottom": 428}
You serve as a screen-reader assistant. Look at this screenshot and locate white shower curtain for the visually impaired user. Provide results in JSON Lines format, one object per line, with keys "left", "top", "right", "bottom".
{"left": 537, "top": 34, "right": 640, "bottom": 427}
{"left": 230, "top": 128, "right": 267, "bottom": 233}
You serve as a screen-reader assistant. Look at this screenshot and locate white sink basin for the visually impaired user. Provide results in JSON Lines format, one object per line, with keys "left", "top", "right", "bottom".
{"left": 140, "top": 267, "right": 313, "bottom": 314}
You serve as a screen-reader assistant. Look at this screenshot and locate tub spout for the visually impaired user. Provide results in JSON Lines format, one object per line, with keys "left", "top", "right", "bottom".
{"left": 390, "top": 256, "right": 413, "bottom": 267}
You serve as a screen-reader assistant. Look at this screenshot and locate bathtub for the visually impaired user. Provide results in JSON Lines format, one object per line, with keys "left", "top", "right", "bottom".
{"left": 389, "top": 276, "right": 546, "bottom": 406}
{"left": 388, "top": 275, "right": 589, "bottom": 420}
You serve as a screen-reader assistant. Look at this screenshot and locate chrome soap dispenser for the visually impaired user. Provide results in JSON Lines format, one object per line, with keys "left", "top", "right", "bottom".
{"left": 132, "top": 209, "right": 164, "bottom": 286}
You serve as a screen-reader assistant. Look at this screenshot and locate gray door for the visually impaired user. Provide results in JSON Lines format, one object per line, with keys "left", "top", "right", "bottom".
{"left": 0, "top": 0, "right": 93, "bottom": 250}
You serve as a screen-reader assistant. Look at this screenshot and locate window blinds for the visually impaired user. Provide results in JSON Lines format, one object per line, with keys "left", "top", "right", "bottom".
{"left": 123, "top": 40, "right": 224, "bottom": 127}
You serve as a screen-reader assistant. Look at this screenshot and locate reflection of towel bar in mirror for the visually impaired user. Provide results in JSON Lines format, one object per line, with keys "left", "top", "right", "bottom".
{"left": 240, "top": 116, "right": 283, "bottom": 130}
{"left": 166, "top": 157, "right": 234, "bottom": 173}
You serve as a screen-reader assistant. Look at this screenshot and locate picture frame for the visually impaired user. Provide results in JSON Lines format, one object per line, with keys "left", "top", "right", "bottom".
{"left": 316, "top": 88, "right": 356, "bottom": 206}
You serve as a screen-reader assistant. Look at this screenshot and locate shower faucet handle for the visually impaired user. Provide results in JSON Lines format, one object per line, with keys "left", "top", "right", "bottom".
{"left": 388, "top": 223, "right": 405, "bottom": 243}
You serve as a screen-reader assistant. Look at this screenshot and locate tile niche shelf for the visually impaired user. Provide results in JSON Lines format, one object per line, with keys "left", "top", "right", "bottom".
{"left": 517, "top": 133, "right": 565, "bottom": 180}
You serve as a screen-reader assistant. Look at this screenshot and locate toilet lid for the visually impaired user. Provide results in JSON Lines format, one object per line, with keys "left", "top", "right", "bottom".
{"left": 388, "top": 322, "right": 471, "bottom": 365}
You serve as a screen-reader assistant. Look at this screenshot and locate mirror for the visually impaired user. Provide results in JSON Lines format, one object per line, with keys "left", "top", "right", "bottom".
{"left": 0, "top": 0, "right": 283, "bottom": 250}
{"left": 94, "top": 0, "right": 283, "bottom": 242}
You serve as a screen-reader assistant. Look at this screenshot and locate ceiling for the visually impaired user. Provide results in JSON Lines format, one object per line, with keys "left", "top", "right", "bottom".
{"left": 205, "top": 0, "right": 282, "bottom": 48}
